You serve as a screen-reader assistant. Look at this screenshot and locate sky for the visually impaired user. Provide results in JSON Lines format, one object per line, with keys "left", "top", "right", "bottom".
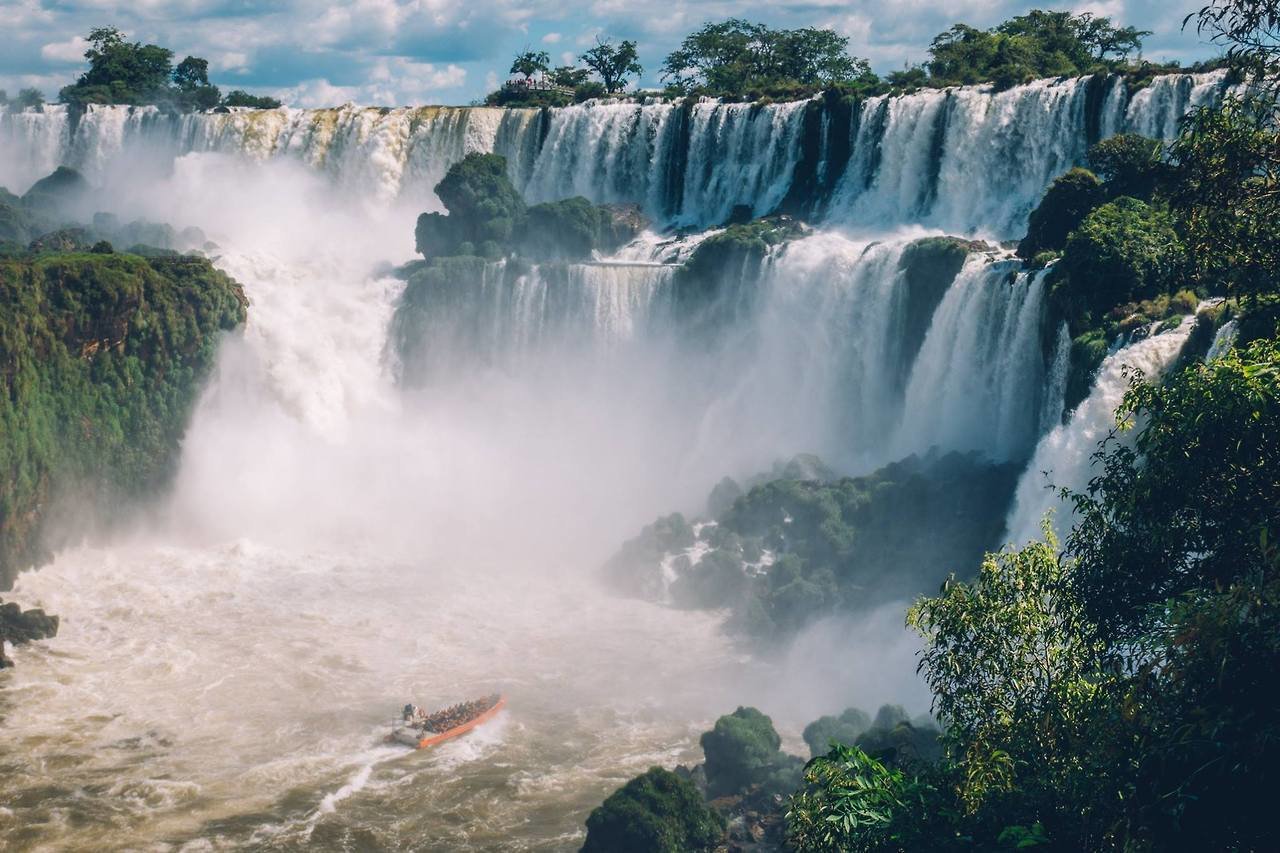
{"left": 0, "top": 1, "right": 1223, "bottom": 108}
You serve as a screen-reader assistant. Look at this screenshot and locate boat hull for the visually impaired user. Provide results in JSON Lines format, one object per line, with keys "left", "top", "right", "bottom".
{"left": 394, "top": 696, "right": 506, "bottom": 750}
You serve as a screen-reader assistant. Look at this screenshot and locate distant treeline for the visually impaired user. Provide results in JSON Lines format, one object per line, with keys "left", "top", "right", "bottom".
{"left": 492, "top": 9, "right": 1219, "bottom": 106}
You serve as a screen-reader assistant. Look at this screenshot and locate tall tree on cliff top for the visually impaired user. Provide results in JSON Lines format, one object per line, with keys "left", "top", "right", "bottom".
{"left": 579, "top": 38, "right": 642, "bottom": 92}
{"left": 660, "top": 19, "right": 871, "bottom": 94}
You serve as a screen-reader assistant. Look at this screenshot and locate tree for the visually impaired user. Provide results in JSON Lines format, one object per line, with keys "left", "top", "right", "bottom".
{"left": 927, "top": 12, "right": 1149, "bottom": 88}
{"left": 172, "top": 55, "right": 210, "bottom": 90}
{"left": 509, "top": 49, "right": 550, "bottom": 82}
{"left": 222, "top": 90, "right": 282, "bottom": 109}
{"left": 660, "top": 19, "right": 871, "bottom": 94}
{"left": 785, "top": 744, "right": 934, "bottom": 853}
{"left": 581, "top": 767, "right": 724, "bottom": 853}
{"left": 1189, "top": 0, "right": 1280, "bottom": 84}
{"left": 172, "top": 56, "right": 220, "bottom": 110}
{"left": 908, "top": 532, "right": 1132, "bottom": 847}
{"left": 1067, "top": 336, "right": 1280, "bottom": 641}
{"left": 14, "top": 88, "right": 45, "bottom": 111}
{"left": 1167, "top": 95, "right": 1280, "bottom": 303}
{"left": 580, "top": 38, "right": 642, "bottom": 93}
{"left": 550, "top": 65, "right": 590, "bottom": 87}
{"left": 1088, "top": 133, "right": 1167, "bottom": 199}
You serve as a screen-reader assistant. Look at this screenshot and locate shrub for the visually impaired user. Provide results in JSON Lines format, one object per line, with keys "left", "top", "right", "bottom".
{"left": 1017, "top": 168, "right": 1105, "bottom": 260}
{"left": 581, "top": 767, "right": 724, "bottom": 853}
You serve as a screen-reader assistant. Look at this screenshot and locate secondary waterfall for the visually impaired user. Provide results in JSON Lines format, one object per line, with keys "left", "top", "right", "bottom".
{"left": 1, "top": 70, "right": 1225, "bottom": 233}
{"left": 1003, "top": 317, "right": 1199, "bottom": 544}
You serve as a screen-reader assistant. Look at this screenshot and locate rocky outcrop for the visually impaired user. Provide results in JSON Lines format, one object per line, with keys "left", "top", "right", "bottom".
{"left": 603, "top": 451, "right": 1020, "bottom": 644}
{"left": 1, "top": 247, "right": 247, "bottom": 591}
{"left": 0, "top": 599, "right": 59, "bottom": 668}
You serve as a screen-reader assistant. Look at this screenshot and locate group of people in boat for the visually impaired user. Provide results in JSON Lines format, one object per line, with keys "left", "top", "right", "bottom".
{"left": 402, "top": 694, "right": 499, "bottom": 734}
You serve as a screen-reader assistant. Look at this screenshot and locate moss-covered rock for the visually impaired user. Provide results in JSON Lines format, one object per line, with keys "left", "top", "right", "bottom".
{"left": 415, "top": 153, "right": 528, "bottom": 259}
{"left": 802, "top": 707, "right": 872, "bottom": 758}
{"left": 581, "top": 767, "right": 725, "bottom": 853}
{"left": 701, "top": 706, "right": 803, "bottom": 798}
{"left": 673, "top": 216, "right": 808, "bottom": 325}
{"left": 896, "top": 236, "right": 987, "bottom": 384}
{"left": 21, "top": 166, "right": 90, "bottom": 219}
{"left": 1017, "top": 167, "right": 1105, "bottom": 260}
{"left": 1051, "top": 196, "right": 1184, "bottom": 332}
{"left": 519, "top": 198, "right": 647, "bottom": 261}
{"left": 604, "top": 451, "right": 1021, "bottom": 643}
{"left": 0, "top": 250, "right": 247, "bottom": 589}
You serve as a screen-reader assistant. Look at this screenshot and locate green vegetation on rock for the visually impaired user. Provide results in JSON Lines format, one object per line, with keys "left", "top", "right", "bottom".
{"left": 0, "top": 248, "right": 246, "bottom": 588}
{"left": 414, "top": 154, "right": 648, "bottom": 263}
{"left": 700, "top": 706, "right": 803, "bottom": 798}
{"left": 604, "top": 450, "right": 1020, "bottom": 643}
{"left": 580, "top": 767, "right": 725, "bottom": 853}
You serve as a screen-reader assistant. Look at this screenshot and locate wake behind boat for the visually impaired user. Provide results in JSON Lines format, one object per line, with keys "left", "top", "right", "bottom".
{"left": 390, "top": 694, "right": 506, "bottom": 749}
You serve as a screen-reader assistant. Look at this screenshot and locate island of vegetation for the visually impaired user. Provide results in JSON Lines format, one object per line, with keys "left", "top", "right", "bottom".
{"left": 0, "top": 168, "right": 248, "bottom": 607}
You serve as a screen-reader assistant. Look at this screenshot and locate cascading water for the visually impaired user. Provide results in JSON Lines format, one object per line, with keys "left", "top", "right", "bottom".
{"left": 1, "top": 70, "right": 1225, "bottom": 229}
{"left": 0, "top": 70, "right": 1235, "bottom": 849}
{"left": 1003, "top": 317, "right": 1199, "bottom": 544}
{"left": 894, "top": 262, "right": 1066, "bottom": 462}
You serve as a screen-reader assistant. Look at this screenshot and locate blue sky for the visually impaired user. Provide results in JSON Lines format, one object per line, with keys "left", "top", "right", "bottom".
{"left": 0, "top": 1, "right": 1222, "bottom": 107}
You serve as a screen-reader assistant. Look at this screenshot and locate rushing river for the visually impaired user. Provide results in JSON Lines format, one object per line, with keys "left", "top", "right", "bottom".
{"left": 1, "top": 70, "right": 1225, "bottom": 849}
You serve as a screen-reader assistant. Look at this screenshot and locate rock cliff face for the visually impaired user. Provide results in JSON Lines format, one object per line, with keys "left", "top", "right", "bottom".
{"left": 0, "top": 248, "right": 247, "bottom": 589}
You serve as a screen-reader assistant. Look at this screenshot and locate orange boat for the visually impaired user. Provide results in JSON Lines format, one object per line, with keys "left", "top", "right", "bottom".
{"left": 390, "top": 693, "right": 506, "bottom": 749}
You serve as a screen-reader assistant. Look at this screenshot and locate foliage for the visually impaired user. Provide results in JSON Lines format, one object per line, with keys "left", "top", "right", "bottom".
{"left": 1088, "top": 133, "right": 1167, "bottom": 200}
{"left": 1067, "top": 335, "right": 1280, "bottom": 641}
{"left": 606, "top": 450, "right": 1020, "bottom": 643}
{"left": 660, "top": 19, "right": 872, "bottom": 95}
{"left": 0, "top": 249, "right": 246, "bottom": 587}
{"left": 1167, "top": 95, "right": 1280, "bottom": 304}
{"left": 785, "top": 744, "right": 935, "bottom": 853}
{"left": 222, "top": 90, "right": 282, "bottom": 109}
{"left": 700, "top": 706, "right": 800, "bottom": 798}
{"left": 1016, "top": 167, "right": 1105, "bottom": 259}
{"left": 520, "top": 197, "right": 644, "bottom": 260}
{"left": 54, "top": 26, "right": 272, "bottom": 110}
{"left": 579, "top": 38, "right": 642, "bottom": 93}
{"left": 510, "top": 50, "right": 550, "bottom": 81}
{"left": 413, "top": 155, "right": 645, "bottom": 261}
{"left": 551, "top": 65, "right": 591, "bottom": 88}
{"left": 7, "top": 88, "right": 45, "bottom": 112}
{"left": 927, "top": 12, "right": 1147, "bottom": 89}
{"left": 1188, "top": 0, "right": 1280, "bottom": 84}
{"left": 415, "top": 153, "right": 527, "bottom": 256}
{"left": 803, "top": 707, "right": 871, "bottom": 758}
{"left": 580, "top": 767, "right": 725, "bottom": 853}
{"left": 1053, "top": 197, "right": 1184, "bottom": 328}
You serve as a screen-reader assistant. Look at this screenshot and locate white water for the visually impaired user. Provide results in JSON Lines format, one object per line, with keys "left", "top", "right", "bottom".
{"left": 1, "top": 70, "right": 1225, "bottom": 233}
{"left": 0, "top": 70, "right": 1232, "bottom": 849}
{"left": 1004, "top": 318, "right": 1199, "bottom": 544}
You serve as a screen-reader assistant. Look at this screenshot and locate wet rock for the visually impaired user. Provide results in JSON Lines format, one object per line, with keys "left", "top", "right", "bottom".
{"left": 0, "top": 600, "right": 59, "bottom": 666}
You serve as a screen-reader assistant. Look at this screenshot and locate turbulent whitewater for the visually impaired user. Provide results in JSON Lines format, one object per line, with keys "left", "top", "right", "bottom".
{"left": 0, "top": 72, "right": 1227, "bottom": 849}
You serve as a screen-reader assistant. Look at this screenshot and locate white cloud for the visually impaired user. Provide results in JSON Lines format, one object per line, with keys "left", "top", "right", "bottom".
{"left": 40, "top": 36, "right": 88, "bottom": 64}
{"left": 0, "top": 0, "right": 1219, "bottom": 107}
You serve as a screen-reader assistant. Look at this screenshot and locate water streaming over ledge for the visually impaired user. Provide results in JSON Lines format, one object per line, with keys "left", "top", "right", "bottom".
{"left": 1, "top": 70, "right": 1227, "bottom": 234}
{"left": 0, "top": 71, "right": 1235, "bottom": 849}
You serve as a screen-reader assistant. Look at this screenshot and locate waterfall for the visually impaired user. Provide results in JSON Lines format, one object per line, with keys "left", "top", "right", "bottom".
{"left": 1121, "top": 69, "right": 1229, "bottom": 140}
{"left": 393, "top": 259, "right": 675, "bottom": 382}
{"left": 1, "top": 71, "right": 1225, "bottom": 230}
{"left": 894, "top": 262, "right": 1065, "bottom": 461}
{"left": 1003, "top": 317, "right": 1198, "bottom": 544}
